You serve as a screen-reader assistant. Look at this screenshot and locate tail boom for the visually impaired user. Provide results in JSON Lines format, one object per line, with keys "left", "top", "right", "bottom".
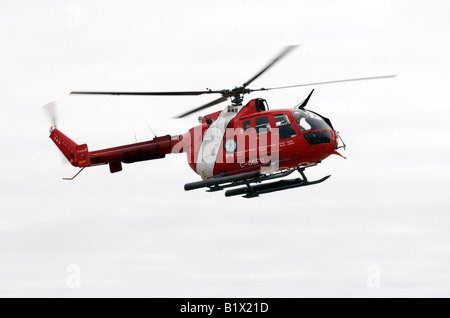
{"left": 89, "top": 135, "right": 174, "bottom": 165}
{"left": 49, "top": 128, "right": 182, "bottom": 173}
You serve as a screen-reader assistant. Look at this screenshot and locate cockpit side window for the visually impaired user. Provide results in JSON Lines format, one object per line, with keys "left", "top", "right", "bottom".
{"left": 255, "top": 116, "right": 271, "bottom": 134}
{"left": 274, "top": 114, "right": 296, "bottom": 139}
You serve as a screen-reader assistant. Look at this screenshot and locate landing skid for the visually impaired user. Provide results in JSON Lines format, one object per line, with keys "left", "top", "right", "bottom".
{"left": 184, "top": 167, "right": 330, "bottom": 198}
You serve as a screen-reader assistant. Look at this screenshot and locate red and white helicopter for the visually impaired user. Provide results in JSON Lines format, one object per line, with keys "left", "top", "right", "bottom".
{"left": 46, "top": 46, "right": 394, "bottom": 198}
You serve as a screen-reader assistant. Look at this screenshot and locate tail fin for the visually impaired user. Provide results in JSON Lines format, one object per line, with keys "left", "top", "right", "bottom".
{"left": 49, "top": 128, "right": 91, "bottom": 167}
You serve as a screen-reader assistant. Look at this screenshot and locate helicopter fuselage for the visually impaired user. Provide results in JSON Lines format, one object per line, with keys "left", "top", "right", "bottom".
{"left": 49, "top": 97, "right": 341, "bottom": 182}
{"left": 176, "top": 98, "right": 340, "bottom": 180}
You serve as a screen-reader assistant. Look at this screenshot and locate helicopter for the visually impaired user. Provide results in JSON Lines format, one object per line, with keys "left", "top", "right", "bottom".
{"left": 46, "top": 46, "right": 395, "bottom": 198}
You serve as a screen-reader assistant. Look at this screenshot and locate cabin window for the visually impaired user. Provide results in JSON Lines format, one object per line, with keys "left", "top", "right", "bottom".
{"left": 255, "top": 99, "right": 268, "bottom": 112}
{"left": 274, "top": 114, "right": 296, "bottom": 139}
{"left": 243, "top": 120, "right": 251, "bottom": 132}
{"left": 255, "top": 116, "right": 271, "bottom": 134}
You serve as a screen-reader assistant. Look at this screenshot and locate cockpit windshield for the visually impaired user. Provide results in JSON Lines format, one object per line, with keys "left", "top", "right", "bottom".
{"left": 292, "top": 109, "right": 331, "bottom": 131}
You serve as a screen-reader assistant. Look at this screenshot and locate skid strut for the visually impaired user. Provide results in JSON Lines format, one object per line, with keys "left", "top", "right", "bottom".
{"left": 63, "top": 167, "right": 85, "bottom": 180}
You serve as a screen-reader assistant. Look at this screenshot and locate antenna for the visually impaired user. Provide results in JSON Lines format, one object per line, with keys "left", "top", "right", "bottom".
{"left": 147, "top": 124, "right": 157, "bottom": 138}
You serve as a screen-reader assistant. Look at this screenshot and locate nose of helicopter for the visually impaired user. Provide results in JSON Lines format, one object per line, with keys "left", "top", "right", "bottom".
{"left": 300, "top": 129, "right": 345, "bottom": 160}
{"left": 331, "top": 130, "right": 345, "bottom": 158}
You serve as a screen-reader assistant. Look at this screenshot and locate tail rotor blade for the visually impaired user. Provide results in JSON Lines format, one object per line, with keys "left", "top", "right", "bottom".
{"left": 43, "top": 101, "right": 58, "bottom": 128}
{"left": 43, "top": 101, "right": 68, "bottom": 164}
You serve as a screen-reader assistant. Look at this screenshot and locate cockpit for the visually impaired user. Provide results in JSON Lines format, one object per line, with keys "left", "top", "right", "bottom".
{"left": 292, "top": 109, "right": 333, "bottom": 145}
{"left": 292, "top": 109, "right": 331, "bottom": 131}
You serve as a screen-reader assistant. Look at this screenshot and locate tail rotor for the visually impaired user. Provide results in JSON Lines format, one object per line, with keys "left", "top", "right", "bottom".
{"left": 43, "top": 101, "right": 58, "bottom": 132}
{"left": 43, "top": 101, "right": 68, "bottom": 164}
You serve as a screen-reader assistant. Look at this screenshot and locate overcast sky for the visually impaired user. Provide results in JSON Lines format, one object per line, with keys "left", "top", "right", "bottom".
{"left": 1, "top": 0, "right": 450, "bottom": 297}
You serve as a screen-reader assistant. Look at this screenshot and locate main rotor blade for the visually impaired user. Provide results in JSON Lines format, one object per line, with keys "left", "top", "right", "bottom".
{"left": 176, "top": 96, "right": 228, "bottom": 118}
{"left": 70, "top": 90, "right": 220, "bottom": 96}
{"left": 252, "top": 75, "right": 397, "bottom": 92}
{"left": 242, "top": 45, "right": 298, "bottom": 88}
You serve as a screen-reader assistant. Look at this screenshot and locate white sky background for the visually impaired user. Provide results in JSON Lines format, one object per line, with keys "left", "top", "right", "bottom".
{"left": 1, "top": 0, "right": 450, "bottom": 297}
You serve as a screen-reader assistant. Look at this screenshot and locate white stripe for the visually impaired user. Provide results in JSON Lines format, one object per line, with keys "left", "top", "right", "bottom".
{"left": 196, "top": 105, "right": 243, "bottom": 180}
